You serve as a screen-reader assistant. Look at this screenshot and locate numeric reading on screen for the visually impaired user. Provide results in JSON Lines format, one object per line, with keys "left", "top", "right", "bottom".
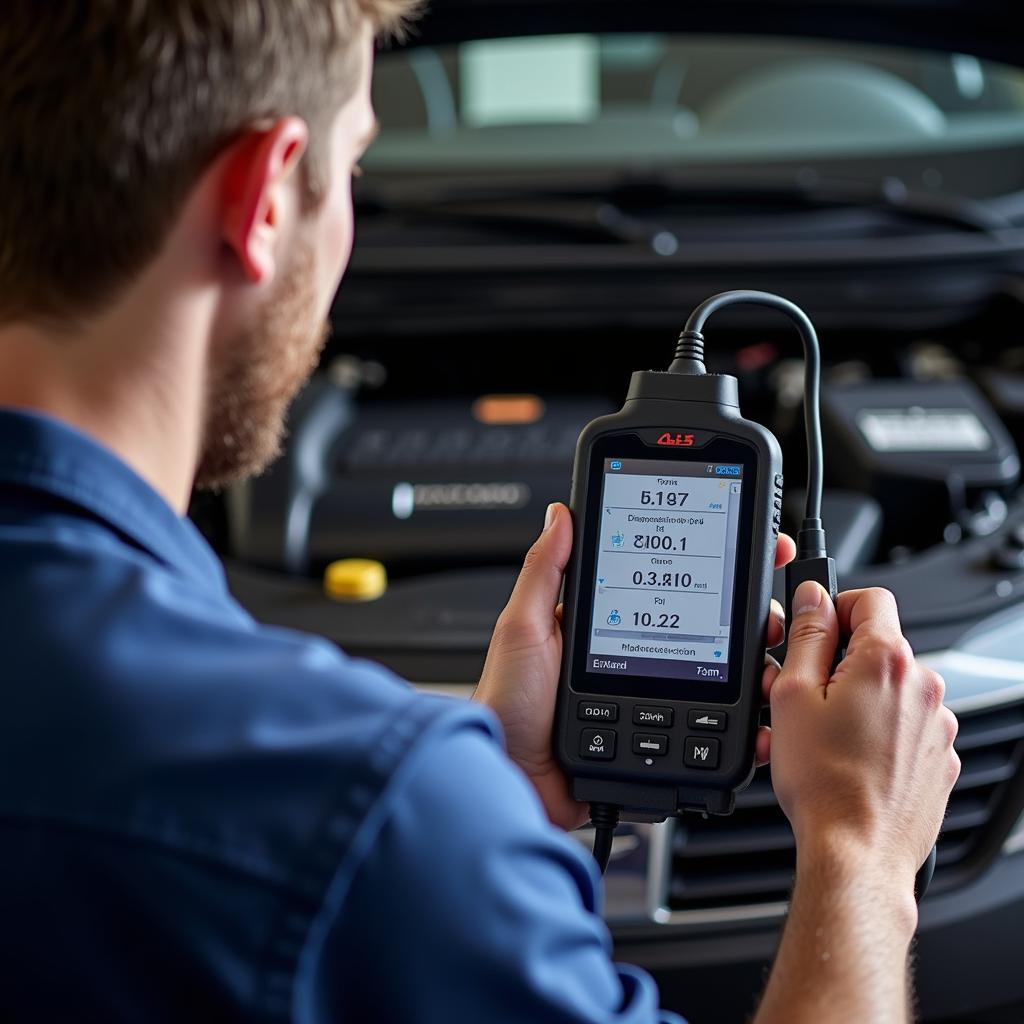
{"left": 587, "top": 458, "right": 743, "bottom": 683}
{"left": 633, "top": 534, "right": 685, "bottom": 550}
{"left": 640, "top": 490, "right": 688, "bottom": 506}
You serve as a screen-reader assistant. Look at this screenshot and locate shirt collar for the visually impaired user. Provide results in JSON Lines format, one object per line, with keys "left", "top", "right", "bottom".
{"left": 0, "top": 406, "right": 227, "bottom": 591}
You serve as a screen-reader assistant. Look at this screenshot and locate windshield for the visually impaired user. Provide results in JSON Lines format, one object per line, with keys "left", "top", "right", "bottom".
{"left": 367, "top": 33, "right": 1024, "bottom": 195}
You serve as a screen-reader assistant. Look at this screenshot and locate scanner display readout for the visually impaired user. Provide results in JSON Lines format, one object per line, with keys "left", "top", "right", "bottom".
{"left": 587, "top": 457, "right": 743, "bottom": 682}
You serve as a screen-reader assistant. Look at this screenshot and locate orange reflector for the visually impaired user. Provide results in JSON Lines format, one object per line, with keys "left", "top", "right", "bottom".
{"left": 472, "top": 394, "right": 545, "bottom": 425}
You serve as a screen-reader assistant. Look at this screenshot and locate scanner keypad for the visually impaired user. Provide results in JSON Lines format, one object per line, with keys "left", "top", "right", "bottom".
{"left": 573, "top": 699, "right": 730, "bottom": 772}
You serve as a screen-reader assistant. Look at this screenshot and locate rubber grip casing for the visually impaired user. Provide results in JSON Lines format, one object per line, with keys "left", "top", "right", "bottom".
{"left": 555, "top": 370, "right": 783, "bottom": 819}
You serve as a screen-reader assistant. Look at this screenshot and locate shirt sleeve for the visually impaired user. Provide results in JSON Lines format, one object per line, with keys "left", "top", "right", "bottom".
{"left": 306, "top": 714, "right": 686, "bottom": 1024}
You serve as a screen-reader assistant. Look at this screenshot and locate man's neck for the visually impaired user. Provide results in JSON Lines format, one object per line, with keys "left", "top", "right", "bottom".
{"left": 0, "top": 288, "right": 212, "bottom": 515}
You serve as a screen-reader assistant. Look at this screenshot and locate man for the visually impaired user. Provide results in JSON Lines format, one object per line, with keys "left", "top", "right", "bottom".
{"left": 0, "top": 3, "right": 959, "bottom": 1022}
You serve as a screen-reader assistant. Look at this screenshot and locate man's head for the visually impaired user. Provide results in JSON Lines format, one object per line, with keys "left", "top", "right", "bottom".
{"left": 0, "top": 0, "right": 418, "bottom": 489}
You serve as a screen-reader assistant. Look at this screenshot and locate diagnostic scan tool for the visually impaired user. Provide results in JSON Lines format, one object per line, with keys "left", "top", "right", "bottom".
{"left": 555, "top": 290, "right": 937, "bottom": 898}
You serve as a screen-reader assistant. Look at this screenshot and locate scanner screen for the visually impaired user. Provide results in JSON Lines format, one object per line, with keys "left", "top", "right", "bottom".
{"left": 586, "top": 457, "right": 743, "bottom": 682}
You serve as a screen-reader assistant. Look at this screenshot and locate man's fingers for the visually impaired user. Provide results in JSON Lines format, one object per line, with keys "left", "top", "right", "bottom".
{"left": 755, "top": 725, "right": 772, "bottom": 766}
{"left": 774, "top": 533, "right": 796, "bottom": 570}
{"left": 501, "top": 504, "right": 573, "bottom": 636}
{"left": 762, "top": 654, "right": 781, "bottom": 701}
{"left": 836, "top": 587, "right": 903, "bottom": 648}
{"left": 764, "top": 536, "right": 794, "bottom": 652}
{"left": 766, "top": 599, "right": 785, "bottom": 649}
{"left": 775, "top": 581, "right": 839, "bottom": 696}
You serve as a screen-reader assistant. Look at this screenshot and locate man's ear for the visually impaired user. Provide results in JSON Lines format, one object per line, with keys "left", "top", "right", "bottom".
{"left": 220, "top": 117, "right": 310, "bottom": 284}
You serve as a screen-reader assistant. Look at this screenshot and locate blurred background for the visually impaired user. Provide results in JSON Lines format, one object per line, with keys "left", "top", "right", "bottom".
{"left": 191, "top": 3, "right": 1024, "bottom": 1021}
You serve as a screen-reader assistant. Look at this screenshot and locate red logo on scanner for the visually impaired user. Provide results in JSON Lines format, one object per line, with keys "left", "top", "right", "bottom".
{"left": 657, "top": 432, "right": 695, "bottom": 447}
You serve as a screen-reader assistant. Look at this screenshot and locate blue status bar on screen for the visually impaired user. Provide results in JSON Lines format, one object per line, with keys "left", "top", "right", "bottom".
{"left": 714, "top": 465, "right": 742, "bottom": 477}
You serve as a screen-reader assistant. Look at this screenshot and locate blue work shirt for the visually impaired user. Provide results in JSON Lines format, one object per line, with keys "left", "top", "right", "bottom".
{"left": 0, "top": 407, "right": 684, "bottom": 1024}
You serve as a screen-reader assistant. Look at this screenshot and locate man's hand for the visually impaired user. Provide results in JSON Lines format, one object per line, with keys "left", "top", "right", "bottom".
{"left": 754, "top": 582, "right": 960, "bottom": 1024}
{"left": 768, "top": 582, "right": 960, "bottom": 901}
{"left": 475, "top": 502, "right": 795, "bottom": 831}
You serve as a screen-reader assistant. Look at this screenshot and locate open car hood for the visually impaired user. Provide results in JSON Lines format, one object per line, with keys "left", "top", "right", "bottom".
{"left": 407, "top": 0, "right": 1019, "bottom": 68}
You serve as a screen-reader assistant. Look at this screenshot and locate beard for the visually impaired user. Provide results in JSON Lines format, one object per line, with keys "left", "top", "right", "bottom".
{"left": 195, "top": 241, "right": 330, "bottom": 491}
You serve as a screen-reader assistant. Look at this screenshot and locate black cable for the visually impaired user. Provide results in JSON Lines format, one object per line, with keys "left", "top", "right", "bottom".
{"left": 589, "top": 802, "right": 620, "bottom": 873}
{"left": 673, "top": 289, "right": 824, "bottom": 538}
{"left": 670, "top": 289, "right": 935, "bottom": 903}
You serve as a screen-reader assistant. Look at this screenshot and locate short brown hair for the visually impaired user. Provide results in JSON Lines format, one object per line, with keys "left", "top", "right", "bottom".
{"left": 0, "top": 0, "right": 418, "bottom": 326}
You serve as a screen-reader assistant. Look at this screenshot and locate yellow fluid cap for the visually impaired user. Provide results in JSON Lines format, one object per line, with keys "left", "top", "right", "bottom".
{"left": 323, "top": 559, "right": 388, "bottom": 602}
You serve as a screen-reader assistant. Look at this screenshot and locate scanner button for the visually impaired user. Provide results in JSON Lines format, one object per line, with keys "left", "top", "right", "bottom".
{"left": 578, "top": 701, "right": 618, "bottom": 723}
{"left": 632, "top": 733, "right": 668, "bottom": 756}
{"left": 580, "top": 728, "right": 616, "bottom": 760}
{"left": 684, "top": 736, "right": 721, "bottom": 770}
{"left": 633, "top": 705, "right": 673, "bottom": 727}
{"left": 688, "top": 709, "right": 727, "bottom": 731}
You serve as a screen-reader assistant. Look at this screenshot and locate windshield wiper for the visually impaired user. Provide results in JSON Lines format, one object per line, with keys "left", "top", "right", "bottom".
{"left": 663, "top": 172, "right": 1014, "bottom": 236}
{"left": 356, "top": 171, "right": 1016, "bottom": 247}
{"left": 571, "top": 171, "right": 1014, "bottom": 236}
{"left": 357, "top": 190, "right": 681, "bottom": 255}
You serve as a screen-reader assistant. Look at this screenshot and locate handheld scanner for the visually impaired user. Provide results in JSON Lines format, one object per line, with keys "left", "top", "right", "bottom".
{"left": 555, "top": 367, "right": 782, "bottom": 819}
{"left": 554, "top": 290, "right": 936, "bottom": 905}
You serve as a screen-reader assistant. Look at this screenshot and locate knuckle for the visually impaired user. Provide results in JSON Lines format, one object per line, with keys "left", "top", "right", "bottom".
{"left": 771, "top": 673, "right": 812, "bottom": 704}
{"left": 519, "top": 543, "right": 545, "bottom": 578}
{"left": 866, "top": 586, "right": 900, "bottom": 615}
{"left": 786, "top": 617, "right": 833, "bottom": 648}
{"left": 885, "top": 637, "right": 916, "bottom": 681}
{"left": 948, "top": 750, "right": 962, "bottom": 787}
{"left": 489, "top": 611, "right": 515, "bottom": 648}
{"left": 491, "top": 610, "right": 542, "bottom": 652}
{"left": 916, "top": 669, "right": 943, "bottom": 711}
{"left": 852, "top": 624, "right": 889, "bottom": 650}
{"left": 919, "top": 669, "right": 947, "bottom": 711}
{"left": 768, "top": 673, "right": 796, "bottom": 702}
{"left": 518, "top": 543, "right": 559, "bottom": 595}
{"left": 941, "top": 706, "right": 959, "bottom": 745}
{"left": 853, "top": 587, "right": 898, "bottom": 622}
{"left": 860, "top": 632, "right": 914, "bottom": 681}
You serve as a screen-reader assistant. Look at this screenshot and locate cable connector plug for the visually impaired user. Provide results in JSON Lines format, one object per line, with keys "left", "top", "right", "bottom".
{"left": 785, "top": 515, "right": 839, "bottom": 678}
{"left": 785, "top": 515, "right": 836, "bottom": 630}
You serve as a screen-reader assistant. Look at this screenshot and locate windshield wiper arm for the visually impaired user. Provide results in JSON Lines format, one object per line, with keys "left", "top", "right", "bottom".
{"left": 357, "top": 190, "right": 680, "bottom": 254}
{"left": 593, "top": 170, "right": 1012, "bottom": 236}
{"left": 792, "top": 173, "right": 1014, "bottom": 236}
{"left": 357, "top": 171, "right": 1014, "bottom": 244}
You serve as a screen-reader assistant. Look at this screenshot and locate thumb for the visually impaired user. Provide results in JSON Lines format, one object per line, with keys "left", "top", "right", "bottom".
{"left": 502, "top": 503, "right": 573, "bottom": 631}
{"left": 779, "top": 581, "right": 839, "bottom": 691}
